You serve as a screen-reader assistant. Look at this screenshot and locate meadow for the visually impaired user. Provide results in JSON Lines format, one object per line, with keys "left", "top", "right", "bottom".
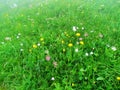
{"left": 0, "top": 0, "right": 120, "bottom": 90}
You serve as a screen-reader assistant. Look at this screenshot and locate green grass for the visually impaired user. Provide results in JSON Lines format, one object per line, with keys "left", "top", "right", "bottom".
{"left": 0, "top": 0, "right": 120, "bottom": 89}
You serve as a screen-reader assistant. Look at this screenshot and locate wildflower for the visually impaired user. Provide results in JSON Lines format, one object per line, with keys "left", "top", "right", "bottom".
{"left": 84, "top": 33, "right": 88, "bottom": 37}
{"left": 71, "top": 83, "right": 75, "bottom": 87}
{"left": 20, "top": 48, "right": 23, "bottom": 51}
{"left": 51, "top": 77, "right": 55, "bottom": 81}
{"left": 117, "top": 77, "right": 120, "bottom": 80}
{"left": 79, "top": 38, "right": 83, "bottom": 41}
{"left": 68, "top": 43, "right": 73, "bottom": 47}
{"left": 16, "top": 36, "right": 19, "bottom": 38}
{"left": 85, "top": 53, "right": 89, "bottom": 56}
{"left": 63, "top": 48, "right": 66, "bottom": 52}
{"left": 45, "top": 50, "right": 49, "bottom": 54}
{"left": 45, "top": 55, "right": 51, "bottom": 61}
{"left": 90, "top": 51, "right": 94, "bottom": 55}
{"left": 61, "top": 40, "right": 65, "bottom": 44}
{"left": 40, "top": 38, "right": 44, "bottom": 41}
{"left": 99, "top": 33, "right": 103, "bottom": 38}
{"left": 5, "top": 37, "right": 11, "bottom": 41}
{"left": 80, "top": 41, "right": 84, "bottom": 45}
{"left": 37, "top": 43, "right": 40, "bottom": 46}
{"left": 53, "top": 61, "right": 58, "bottom": 67}
{"left": 111, "top": 46, "right": 117, "bottom": 51}
{"left": 75, "top": 48, "right": 79, "bottom": 52}
{"left": 33, "top": 44, "right": 37, "bottom": 48}
{"left": 76, "top": 42, "right": 79, "bottom": 45}
{"left": 76, "top": 33, "right": 81, "bottom": 37}
{"left": 73, "top": 26, "right": 77, "bottom": 31}
{"left": 82, "top": 27, "right": 84, "bottom": 30}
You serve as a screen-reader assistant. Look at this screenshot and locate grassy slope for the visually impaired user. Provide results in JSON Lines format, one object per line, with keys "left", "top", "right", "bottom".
{"left": 0, "top": 0, "right": 120, "bottom": 89}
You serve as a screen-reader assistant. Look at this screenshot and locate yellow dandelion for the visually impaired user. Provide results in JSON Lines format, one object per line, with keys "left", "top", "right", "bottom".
{"left": 68, "top": 43, "right": 73, "bottom": 47}
{"left": 76, "top": 33, "right": 81, "bottom": 37}
{"left": 33, "top": 44, "right": 37, "bottom": 48}
{"left": 80, "top": 41, "right": 84, "bottom": 45}
{"left": 117, "top": 77, "right": 120, "bottom": 80}
{"left": 40, "top": 38, "right": 44, "bottom": 41}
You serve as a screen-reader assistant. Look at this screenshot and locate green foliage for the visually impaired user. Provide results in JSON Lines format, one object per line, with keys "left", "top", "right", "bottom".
{"left": 0, "top": 0, "right": 120, "bottom": 90}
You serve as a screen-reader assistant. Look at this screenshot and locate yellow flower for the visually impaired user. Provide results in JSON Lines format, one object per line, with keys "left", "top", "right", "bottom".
{"left": 76, "top": 33, "right": 81, "bottom": 37}
{"left": 61, "top": 40, "right": 65, "bottom": 44}
{"left": 68, "top": 43, "right": 73, "bottom": 47}
{"left": 40, "top": 38, "right": 44, "bottom": 41}
{"left": 80, "top": 41, "right": 84, "bottom": 45}
{"left": 33, "top": 44, "right": 37, "bottom": 48}
{"left": 117, "top": 77, "right": 120, "bottom": 80}
{"left": 71, "top": 83, "right": 75, "bottom": 87}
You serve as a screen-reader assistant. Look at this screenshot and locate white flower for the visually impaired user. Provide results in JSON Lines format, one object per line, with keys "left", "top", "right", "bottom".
{"left": 73, "top": 26, "right": 76, "bottom": 31}
{"left": 45, "top": 50, "right": 49, "bottom": 54}
{"left": 76, "top": 42, "right": 79, "bottom": 45}
{"left": 17, "top": 36, "right": 19, "bottom": 38}
{"left": 37, "top": 43, "right": 40, "bottom": 46}
{"left": 75, "top": 48, "right": 79, "bottom": 52}
{"left": 51, "top": 77, "right": 55, "bottom": 81}
{"left": 20, "top": 49, "right": 24, "bottom": 52}
{"left": 79, "top": 38, "right": 83, "bottom": 41}
{"left": 111, "top": 46, "right": 117, "bottom": 51}
{"left": 82, "top": 27, "right": 84, "bottom": 30}
{"left": 72, "top": 26, "right": 78, "bottom": 31}
{"left": 90, "top": 51, "right": 94, "bottom": 55}
{"left": 85, "top": 53, "right": 89, "bottom": 56}
{"left": 5, "top": 37, "right": 11, "bottom": 41}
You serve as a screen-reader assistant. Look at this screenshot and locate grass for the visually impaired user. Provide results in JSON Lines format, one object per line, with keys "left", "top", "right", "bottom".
{"left": 0, "top": 0, "right": 120, "bottom": 89}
